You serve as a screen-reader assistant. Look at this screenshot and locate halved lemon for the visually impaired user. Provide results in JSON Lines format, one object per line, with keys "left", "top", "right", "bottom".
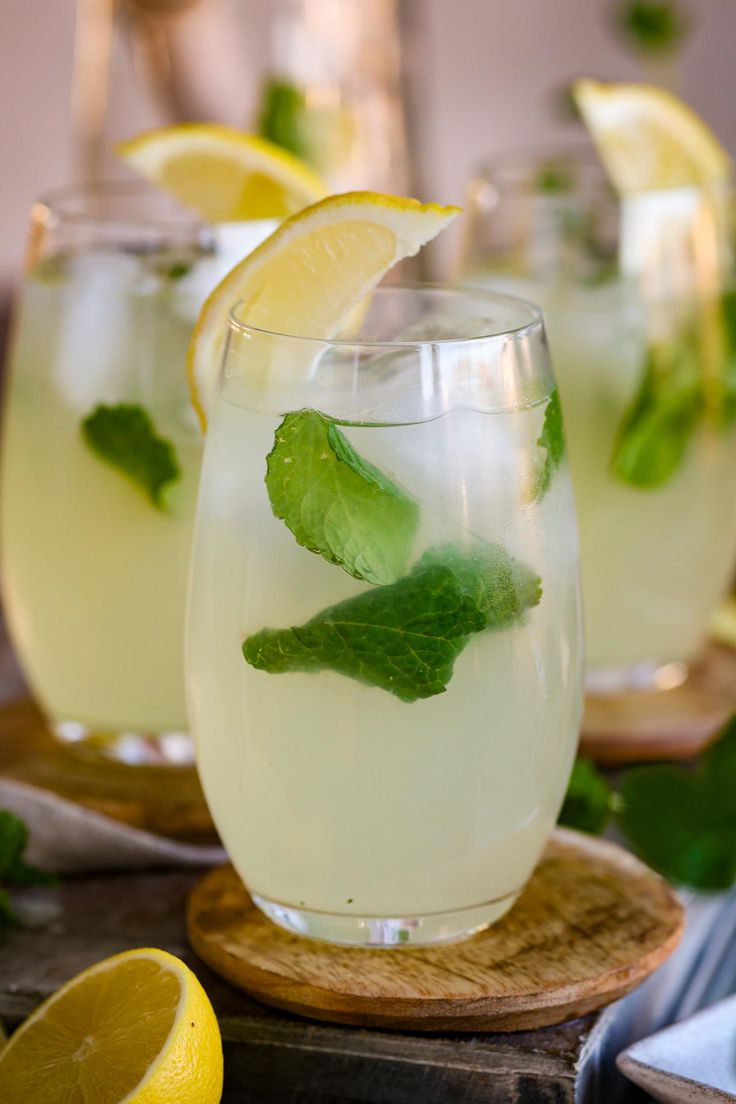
{"left": 573, "top": 79, "right": 732, "bottom": 193}
{"left": 187, "top": 190, "right": 461, "bottom": 427}
{"left": 117, "top": 123, "right": 327, "bottom": 222}
{"left": 0, "top": 947, "right": 223, "bottom": 1104}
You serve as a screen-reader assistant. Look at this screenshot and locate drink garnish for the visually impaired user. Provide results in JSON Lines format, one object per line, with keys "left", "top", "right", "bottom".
{"left": 533, "top": 388, "right": 565, "bottom": 500}
{"left": 81, "top": 403, "right": 181, "bottom": 510}
{"left": 266, "top": 410, "right": 419, "bottom": 584}
{"left": 242, "top": 543, "right": 541, "bottom": 701}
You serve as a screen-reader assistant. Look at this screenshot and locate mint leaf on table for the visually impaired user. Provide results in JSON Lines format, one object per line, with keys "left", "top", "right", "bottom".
{"left": 558, "top": 758, "right": 614, "bottom": 835}
{"left": 533, "top": 389, "right": 565, "bottom": 500}
{"left": 243, "top": 543, "right": 541, "bottom": 701}
{"left": 266, "top": 410, "right": 420, "bottom": 585}
{"left": 618, "top": 717, "right": 736, "bottom": 890}
{"left": 81, "top": 404, "right": 181, "bottom": 510}
{"left": 0, "top": 810, "right": 57, "bottom": 933}
{"left": 610, "top": 345, "right": 702, "bottom": 488}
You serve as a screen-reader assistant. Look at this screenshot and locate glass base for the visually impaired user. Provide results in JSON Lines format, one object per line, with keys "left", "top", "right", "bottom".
{"left": 53, "top": 719, "right": 195, "bottom": 767}
{"left": 252, "top": 889, "right": 522, "bottom": 948}
{"left": 586, "top": 659, "right": 688, "bottom": 697}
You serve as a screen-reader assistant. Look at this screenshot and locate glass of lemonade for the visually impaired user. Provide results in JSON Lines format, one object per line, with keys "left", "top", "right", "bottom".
{"left": 0, "top": 182, "right": 275, "bottom": 764}
{"left": 459, "top": 150, "right": 736, "bottom": 693}
{"left": 186, "top": 283, "right": 584, "bottom": 946}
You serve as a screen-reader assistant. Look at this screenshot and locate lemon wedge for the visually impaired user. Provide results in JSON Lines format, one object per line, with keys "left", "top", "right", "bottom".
{"left": 573, "top": 79, "right": 732, "bottom": 193}
{"left": 117, "top": 123, "right": 327, "bottom": 221}
{"left": 0, "top": 947, "right": 223, "bottom": 1104}
{"left": 187, "top": 190, "right": 461, "bottom": 427}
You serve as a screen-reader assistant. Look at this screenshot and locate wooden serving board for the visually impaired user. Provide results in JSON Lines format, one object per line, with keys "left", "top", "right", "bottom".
{"left": 580, "top": 642, "right": 736, "bottom": 764}
{"left": 0, "top": 695, "right": 216, "bottom": 843}
{"left": 187, "top": 828, "right": 683, "bottom": 1033}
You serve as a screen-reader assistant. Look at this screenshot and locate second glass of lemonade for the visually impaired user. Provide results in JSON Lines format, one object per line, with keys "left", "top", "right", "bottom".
{"left": 186, "top": 284, "right": 584, "bottom": 946}
{"left": 1, "top": 183, "right": 275, "bottom": 763}
{"left": 460, "top": 152, "right": 736, "bottom": 693}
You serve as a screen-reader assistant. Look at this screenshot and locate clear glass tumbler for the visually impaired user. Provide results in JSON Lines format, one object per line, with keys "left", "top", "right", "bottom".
{"left": 459, "top": 150, "right": 736, "bottom": 693}
{"left": 0, "top": 181, "right": 276, "bottom": 764}
{"left": 186, "top": 284, "right": 584, "bottom": 946}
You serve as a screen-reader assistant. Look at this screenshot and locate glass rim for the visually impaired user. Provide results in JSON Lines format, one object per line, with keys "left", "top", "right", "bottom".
{"left": 470, "top": 140, "right": 732, "bottom": 200}
{"left": 227, "top": 281, "right": 544, "bottom": 349}
{"left": 34, "top": 179, "right": 209, "bottom": 233}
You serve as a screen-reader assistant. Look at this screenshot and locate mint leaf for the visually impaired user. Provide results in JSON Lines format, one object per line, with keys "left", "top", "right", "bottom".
{"left": 0, "top": 811, "right": 57, "bottom": 935}
{"left": 610, "top": 345, "right": 702, "bottom": 488}
{"left": 242, "top": 543, "right": 540, "bottom": 701}
{"left": 258, "top": 77, "right": 309, "bottom": 160}
{"left": 266, "top": 410, "right": 419, "bottom": 585}
{"left": 615, "top": 0, "right": 688, "bottom": 55}
{"left": 81, "top": 404, "right": 181, "bottom": 509}
{"left": 558, "top": 758, "right": 613, "bottom": 835}
{"left": 721, "top": 289, "right": 736, "bottom": 425}
{"left": 534, "top": 389, "right": 565, "bottom": 499}
{"left": 618, "top": 717, "right": 736, "bottom": 890}
{"left": 416, "top": 542, "right": 542, "bottom": 628}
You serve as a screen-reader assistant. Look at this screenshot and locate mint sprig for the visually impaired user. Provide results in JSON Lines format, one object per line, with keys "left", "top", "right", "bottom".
{"left": 558, "top": 758, "right": 614, "bottom": 835}
{"left": 0, "top": 810, "right": 57, "bottom": 933}
{"left": 243, "top": 543, "right": 541, "bottom": 702}
{"left": 610, "top": 344, "right": 702, "bottom": 488}
{"left": 266, "top": 410, "right": 419, "bottom": 585}
{"left": 558, "top": 716, "right": 736, "bottom": 891}
{"left": 81, "top": 404, "right": 181, "bottom": 510}
{"left": 534, "top": 389, "right": 565, "bottom": 500}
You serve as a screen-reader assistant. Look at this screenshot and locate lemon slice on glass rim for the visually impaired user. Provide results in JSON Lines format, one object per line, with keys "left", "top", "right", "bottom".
{"left": 186, "top": 190, "right": 461, "bottom": 428}
{"left": 0, "top": 947, "right": 223, "bottom": 1104}
{"left": 117, "top": 122, "right": 327, "bottom": 222}
{"left": 573, "top": 79, "right": 732, "bottom": 194}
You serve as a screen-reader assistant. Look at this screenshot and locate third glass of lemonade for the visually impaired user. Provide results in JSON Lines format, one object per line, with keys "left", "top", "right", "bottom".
{"left": 1, "top": 182, "right": 275, "bottom": 763}
{"left": 459, "top": 151, "right": 736, "bottom": 692}
{"left": 186, "top": 284, "right": 583, "bottom": 946}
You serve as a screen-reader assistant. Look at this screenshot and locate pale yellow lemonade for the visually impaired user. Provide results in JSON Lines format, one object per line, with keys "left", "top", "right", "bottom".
{"left": 1, "top": 222, "right": 275, "bottom": 748}
{"left": 187, "top": 331, "right": 583, "bottom": 935}
{"left": 467, "top": 272, "right": 736, "bottom": 678}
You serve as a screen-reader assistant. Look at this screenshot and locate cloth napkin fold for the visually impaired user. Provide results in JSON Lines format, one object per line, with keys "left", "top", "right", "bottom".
{"left": 0, "top": 778, "right": 226, "bottom": 874}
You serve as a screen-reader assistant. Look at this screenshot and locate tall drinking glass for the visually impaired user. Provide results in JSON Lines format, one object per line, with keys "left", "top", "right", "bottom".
{"left": 459, "top": 151, "right": 736, "bottom": 693}
{"left": 186, "top": 284, "right": 584, "bottom": 946}
{"left": 1, "top": 182, "right": 276, "bottom": 764}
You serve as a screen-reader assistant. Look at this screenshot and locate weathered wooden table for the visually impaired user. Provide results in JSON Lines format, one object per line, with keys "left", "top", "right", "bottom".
{"left": 0, "top": 629, "right": 733, "bottom": 1102}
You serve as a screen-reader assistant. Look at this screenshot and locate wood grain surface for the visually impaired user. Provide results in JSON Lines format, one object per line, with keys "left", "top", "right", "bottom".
{"left": 580, "top": 643, "right": 736, "bottom": 764}
{"left": 0, "top": 695, "right": 216, "bottom": 842}
{"left": 187, "top": 828, "right": 684, "bottom": 1033}
{"left": 0, "top": 868, "right": 610, "bottom": 1104}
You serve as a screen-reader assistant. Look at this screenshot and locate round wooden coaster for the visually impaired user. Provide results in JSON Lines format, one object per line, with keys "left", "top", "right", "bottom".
{"left": 187, "top": 829, "right": 683, "bottom": 1032}
{"left": 580, "top": 642, "right": 736, "bottom": 765}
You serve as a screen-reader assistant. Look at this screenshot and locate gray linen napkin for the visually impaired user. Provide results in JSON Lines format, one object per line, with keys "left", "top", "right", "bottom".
{"left": 0, "top": 778, "right": 226, "bottom": 873}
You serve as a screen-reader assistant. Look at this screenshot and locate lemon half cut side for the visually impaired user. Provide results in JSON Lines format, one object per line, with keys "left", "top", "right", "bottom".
{"left": 0, "top": 947, "right": 223, "bottom": 1104}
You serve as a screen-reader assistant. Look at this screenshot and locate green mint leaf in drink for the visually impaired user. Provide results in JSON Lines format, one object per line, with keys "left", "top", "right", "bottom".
{"left": 415, "top": 542, "right": 542, "bottom": 629}
{"left": 558, "top": 758, "right": 613, "bottom": 835}
{"left": 721, "top": 289, "right": 736, "bottom": 424}
{"left": 617, "top": 716, "right": 736, "bottom": 890}
{"left": 610, "top": 345, "right": 702, "bottom": 488}
{"left": 242, "top": 543, "right": 541, "bottom": 701}
{"left": 533, "top": 388, "right": 565, "bottom": 500}
{"left": 257, "top": 77, "right": 310, "bottom": 160}
{"left": 81, "top": 404, "right": 181, "bottom": 510}
{"left": 266, "top": 410, "right": 420, "bottom": 585}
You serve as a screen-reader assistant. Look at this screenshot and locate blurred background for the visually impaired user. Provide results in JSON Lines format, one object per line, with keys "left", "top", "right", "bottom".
{"left": 1, "top": 0, "right": 735, "bottom": 289}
